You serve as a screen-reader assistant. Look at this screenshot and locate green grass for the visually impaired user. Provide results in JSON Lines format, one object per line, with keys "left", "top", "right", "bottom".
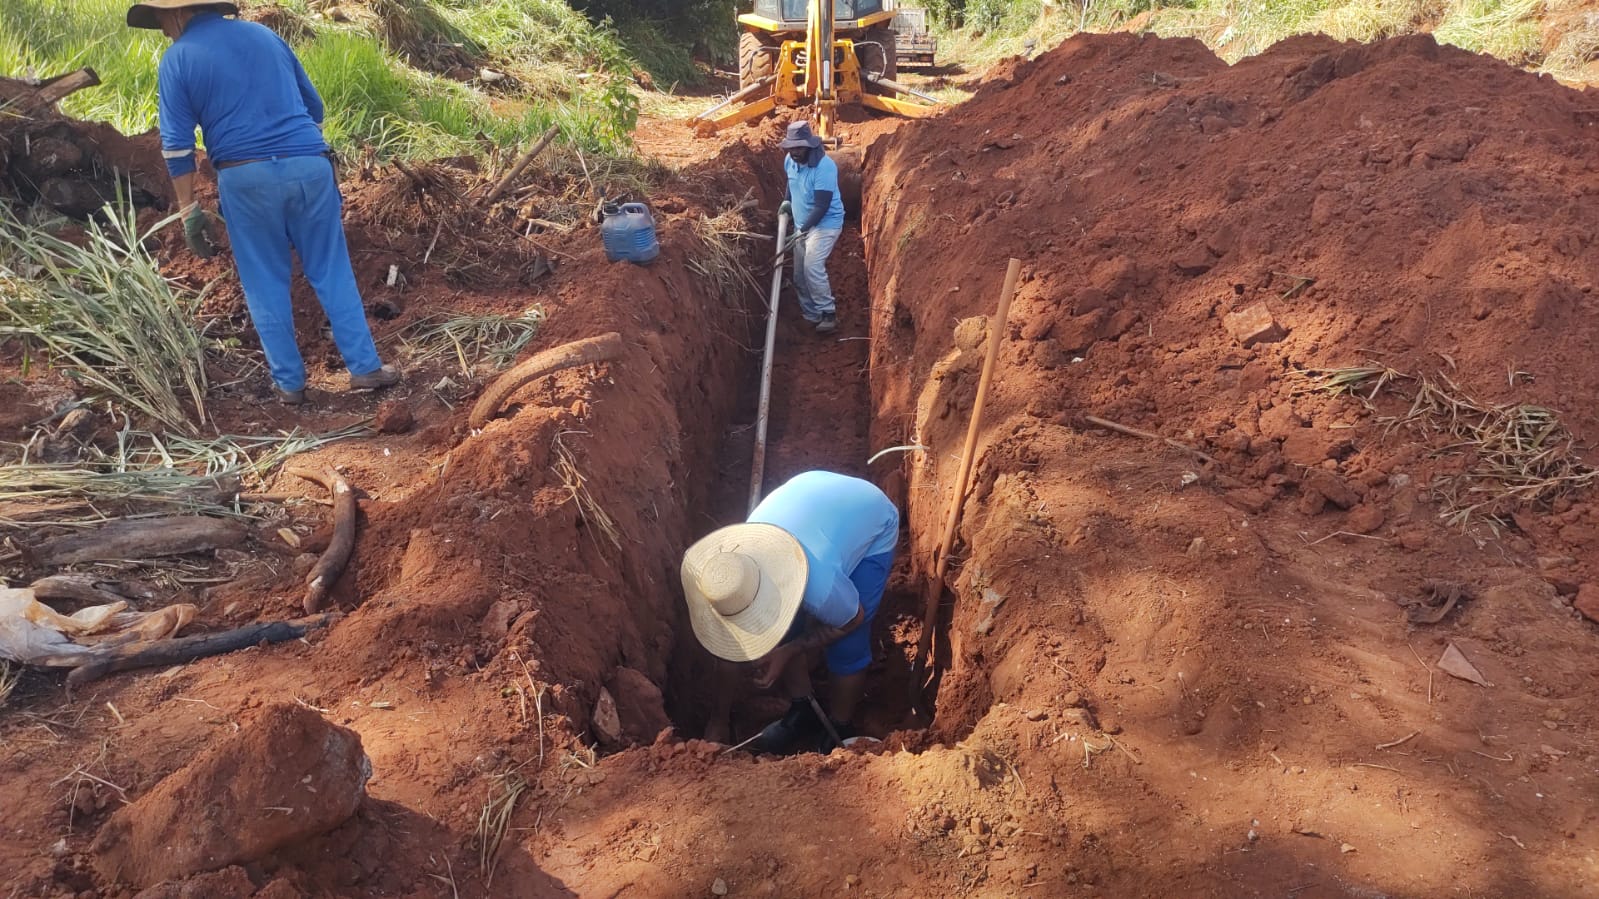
{"left": 0, "top": 0, "right": 640, "bottom": 158}
{"left": 0, "top": 197, "right": 210, "bottom": 433}
{"left": 0, "top": 0, "right": 166, "bottom": 135}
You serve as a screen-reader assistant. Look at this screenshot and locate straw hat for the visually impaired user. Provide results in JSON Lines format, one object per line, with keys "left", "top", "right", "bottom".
{"left": 127, "top": 1, "right": 239, "bottom": 30}
{"left": 681, "top": 523, "right": 809, "bottom": 662}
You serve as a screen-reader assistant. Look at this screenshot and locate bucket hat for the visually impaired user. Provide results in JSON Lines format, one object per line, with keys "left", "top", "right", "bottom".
{"left": 779, "top": 121, "right": 824, "bottom": 150}
{"left": 127, "top": 1, "right": 239, "bottom": 30}
{"left": 681, "top": 523, "right": 809, "bottom": 662}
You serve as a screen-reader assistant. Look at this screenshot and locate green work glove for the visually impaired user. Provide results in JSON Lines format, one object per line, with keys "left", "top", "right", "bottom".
{"left": 182, "top": 204, "right": 219, "bottom": 259}
{"left": 779, "top": 200, "right": 792, "bottom": 220}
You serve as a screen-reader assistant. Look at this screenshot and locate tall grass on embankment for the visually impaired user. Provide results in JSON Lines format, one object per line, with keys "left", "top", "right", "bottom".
{"left": 928, "top": 0, "right": 1598, "bottom": 82}
{"left": 0, "top": 0, "right": 641, "bottom": 158}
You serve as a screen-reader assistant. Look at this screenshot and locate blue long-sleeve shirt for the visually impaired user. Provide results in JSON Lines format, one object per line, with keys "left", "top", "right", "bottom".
{"left": 157, "top": 12, "right": 328, "bottom": 177}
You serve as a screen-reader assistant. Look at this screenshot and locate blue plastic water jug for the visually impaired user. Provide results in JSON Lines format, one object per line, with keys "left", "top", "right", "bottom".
{"left": 601, "top": 202, "right": 660, "bottom": 264}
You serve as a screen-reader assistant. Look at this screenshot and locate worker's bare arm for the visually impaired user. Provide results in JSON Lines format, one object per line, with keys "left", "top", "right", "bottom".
{"left": 171, "top": 172, "right": 197, "bottom": 210}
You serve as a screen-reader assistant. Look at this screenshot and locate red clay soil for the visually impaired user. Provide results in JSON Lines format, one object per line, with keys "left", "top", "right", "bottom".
{"left": 6, "top": 32, "right": 1599, "bottom": 899}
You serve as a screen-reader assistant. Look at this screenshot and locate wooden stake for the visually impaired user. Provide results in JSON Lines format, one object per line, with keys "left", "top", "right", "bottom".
{"left": 479, "top": 126, "right": 561, "bottom": 208}
{"left": 912, "top": 258, "right": 1022, "bottom": 702}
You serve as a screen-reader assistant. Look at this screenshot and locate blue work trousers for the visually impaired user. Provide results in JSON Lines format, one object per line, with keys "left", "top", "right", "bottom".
{"left": 791, "top": 227, "right": 841, "bottom": 321}
{"left": 217, "top": 155, "right": 382, "bottom": 392}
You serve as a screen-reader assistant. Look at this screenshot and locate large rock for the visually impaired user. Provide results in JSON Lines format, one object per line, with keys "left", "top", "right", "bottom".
{"left": 93, "top": 703, "right": 370, "bottom": 888}
{"left": 607, "top": 667, "right": 673, "bottom": 745}
{"left": 1575, "top": 583, "right": 1599, "bottom": 624}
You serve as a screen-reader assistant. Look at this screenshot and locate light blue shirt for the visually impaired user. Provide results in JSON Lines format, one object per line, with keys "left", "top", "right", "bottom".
{"left": 784, "top": 153, "right": 846, "bottom": 231}
{"left": 157, "top": 13, "right": 328, "bottom": 177}
{"left": 749, "top": 471, "right": 899, "bottom": 627}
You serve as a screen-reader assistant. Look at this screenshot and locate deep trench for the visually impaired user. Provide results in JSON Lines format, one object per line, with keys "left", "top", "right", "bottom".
{"left": 659, "top": 217, "right": 928, "bottom": 745}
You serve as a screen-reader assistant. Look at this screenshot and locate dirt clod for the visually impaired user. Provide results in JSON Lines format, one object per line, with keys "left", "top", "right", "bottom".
{"left": 372, "top": 399, "right": 413, "bottom": 434}
{"left": 1223, "top": 303, "right": 1285, "bottom": 347}
{"left": 91, "top": 703, "right": 370, "bottom": 888}
{"left": 1574, "top": 584, "right": 1599, "bottom": 623}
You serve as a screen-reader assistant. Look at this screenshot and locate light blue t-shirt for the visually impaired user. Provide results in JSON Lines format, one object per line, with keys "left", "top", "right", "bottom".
{"left": 749, "top": 471, "right": 899, "bottom": 627}
{"left": 784, "top": 153, "right": 846, "bottom": 231}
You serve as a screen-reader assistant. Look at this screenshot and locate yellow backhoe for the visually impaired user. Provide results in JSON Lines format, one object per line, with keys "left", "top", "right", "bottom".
{"left": 691, "top": 0, "right": 939, "bottom": 140}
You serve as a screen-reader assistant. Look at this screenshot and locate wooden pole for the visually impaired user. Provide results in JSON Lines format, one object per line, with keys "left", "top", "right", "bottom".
{"left": 912, "top": 258, "right": 1022, "bottom": 699}
{"left": 478, "top": 125, "right": 561, "bottom": 207}
{"left": 748, "top": 210, "right": 791, "bottom": 515}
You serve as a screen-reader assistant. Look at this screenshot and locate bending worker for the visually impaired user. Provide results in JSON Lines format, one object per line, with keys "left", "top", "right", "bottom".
{"left": 682, "top": 470, "right": 899, "bottom": 754}
{"left": 780, "top": 121, "right": 846, "bottom": 335}
{"left": 130, "top": 0, "right": 399, "bottom": 405}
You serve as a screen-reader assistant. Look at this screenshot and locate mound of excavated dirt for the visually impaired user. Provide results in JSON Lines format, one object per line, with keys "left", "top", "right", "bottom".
{"left": 843, "top": 31, "right": 1599, "bottom": 896}
{"left": 868, "top": 31, "right": 1599, "bottom": 565}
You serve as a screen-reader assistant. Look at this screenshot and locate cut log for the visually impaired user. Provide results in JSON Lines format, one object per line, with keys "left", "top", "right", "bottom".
{"left": 28, "top": 575, "right": 154, "bottom": 608}
{"left": 13, "top": 68, "right": 101, "bottom": 115}
{"left": 469, "top": 331, "right": 625, "bottom": 429}
{"left": 22, "top": 516, "right": 250, "bottom": 567}
{"left": 66, "top": 614, "right": 336, "bottom": 686}
{"left": 286, "top": 467, "right": 356, "bottom": 614}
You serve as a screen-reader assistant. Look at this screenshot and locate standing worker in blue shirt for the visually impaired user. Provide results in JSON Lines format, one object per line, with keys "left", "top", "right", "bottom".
{"left": 779, "top": 121, "right": 846, "bottom": 334}
{"left": 681, "top": 470, "right": 899, "bottom": 754}
{"left": 128, "top": 0, "right": 400, "bottom": 405}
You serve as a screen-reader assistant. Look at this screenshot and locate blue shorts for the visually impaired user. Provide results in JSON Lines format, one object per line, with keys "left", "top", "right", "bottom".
{"left": 786, "top": 551, "right": 893, "bottom": 676}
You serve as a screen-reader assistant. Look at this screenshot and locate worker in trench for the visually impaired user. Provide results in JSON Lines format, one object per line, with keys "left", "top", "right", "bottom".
{"left": 779, "top": 122, "right": 846, "bottom": 335}
{"left": 128, "top": 0, "right": 400, "bottom": 406}
{"left": 682, "top": 471, "right": 899, "bottom": 753}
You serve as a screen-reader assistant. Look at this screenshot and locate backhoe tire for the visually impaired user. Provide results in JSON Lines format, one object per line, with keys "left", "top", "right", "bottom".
{"left": 739, "top": 30, "right": 776, "bottom": 89}
{"left": 858, "top": 26, "right": 898, "bottom": 84}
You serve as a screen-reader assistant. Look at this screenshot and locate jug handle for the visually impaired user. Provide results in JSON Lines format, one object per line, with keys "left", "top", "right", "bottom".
{"left": 620, "top": 202, "right": 650, "bottom": 215}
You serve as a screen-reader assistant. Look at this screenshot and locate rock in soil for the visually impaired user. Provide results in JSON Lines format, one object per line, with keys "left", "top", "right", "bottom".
{"left": 92, "top": 703, "right": 370, "bottom": 888}
{"left": 1574, "top": 583, "right": 1599, "bottom": 624}
{"left": 607, "top": 666, "right": 673, "bottom": 745}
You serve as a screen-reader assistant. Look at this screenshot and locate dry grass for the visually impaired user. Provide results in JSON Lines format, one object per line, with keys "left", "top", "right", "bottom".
{"left": 551, "top": 432, "right": 622, "bottom": 551}
{"left": 0, "top": 424, "right": 370, "bottom": 527}
{"left": 1306, "top": 364, "right": 1598, "bottom": 527}
{"left": 475, "top": 769, "right": 529, "bottom": 886}
{"left": 687, "top": 195, "right": 763, "bottom": 310}
{"left": 403, "top": 307, "right": 547, "bottom": 377}
{"left": 0, "top": 661, "right": 19, "bottom": 710}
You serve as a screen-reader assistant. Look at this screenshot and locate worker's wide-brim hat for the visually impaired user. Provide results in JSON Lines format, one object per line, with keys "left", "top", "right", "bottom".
{"left": 779, "top": 121, "right": 823, "bottom": 149}
{"left": 681, "top": 523, "right": 809, "bottom": 662}
{"left": 127, "top": 0, "right": 239, "bottom": 30}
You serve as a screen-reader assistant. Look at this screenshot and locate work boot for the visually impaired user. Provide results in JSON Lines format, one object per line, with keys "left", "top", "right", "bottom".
{"left": 275, "top": 386, "right": 307, "bottom": 406}
{"left": 348, "top": 364, "right": 401, "bottom": 391}
{"left": 749, "top": 697, "right": 824, "bottom": 756}
{"left": 815, "top": 313, "right": 837, "bottom": 334}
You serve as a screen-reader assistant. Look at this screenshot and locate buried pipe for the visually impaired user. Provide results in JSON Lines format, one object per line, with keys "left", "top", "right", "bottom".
{"left": 910, "top": 258, "right": 1023, "bottom": 715}
{"left": 748, "top": 210, "right": 791, "bottom": 514}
